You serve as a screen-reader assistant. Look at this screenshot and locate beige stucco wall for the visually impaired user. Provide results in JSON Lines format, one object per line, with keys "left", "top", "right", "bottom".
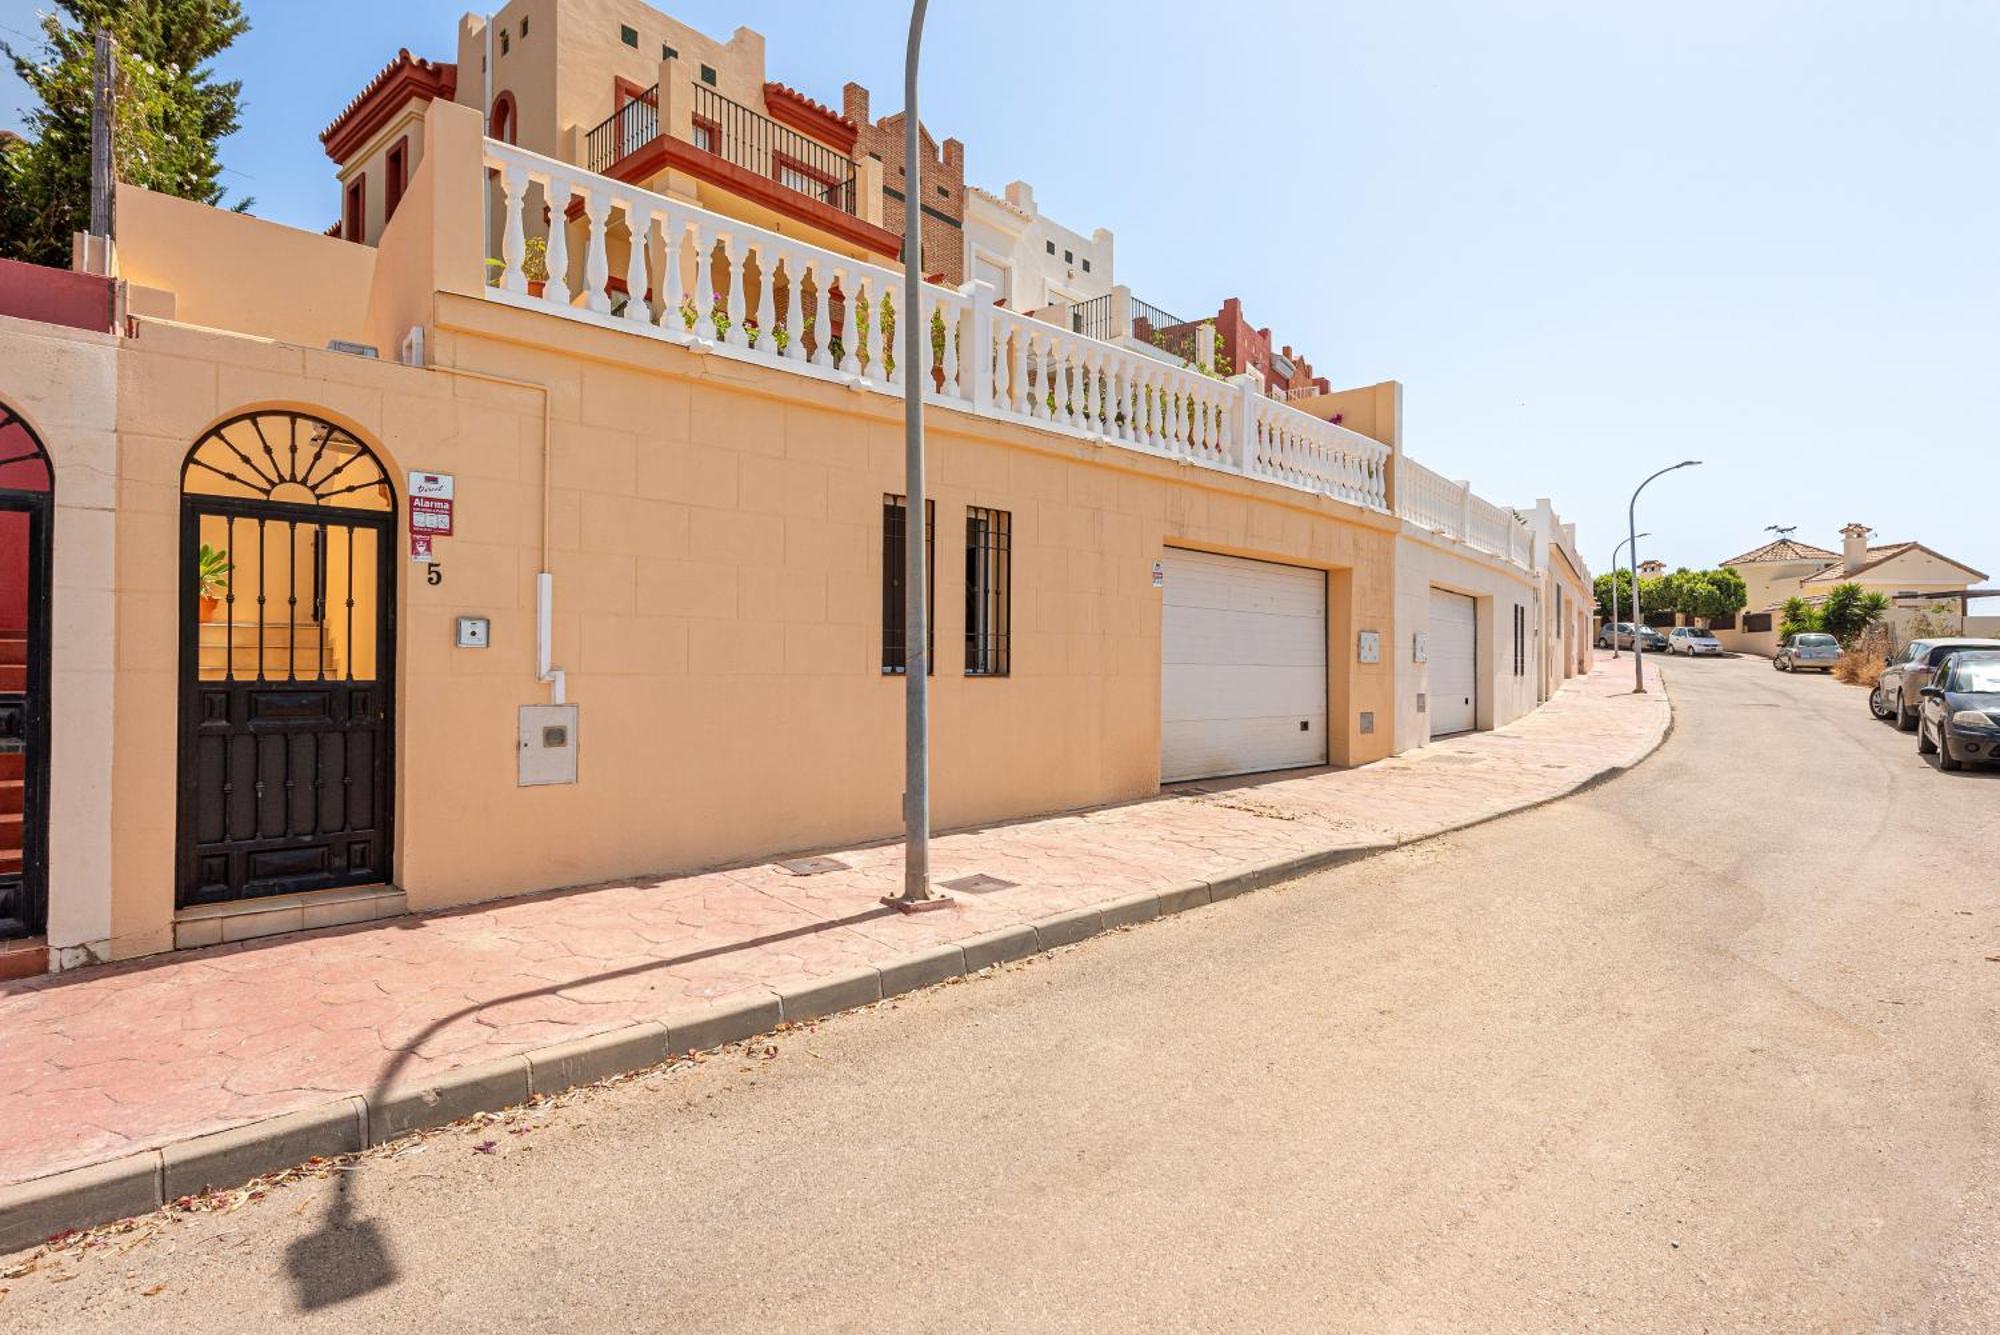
{"left": 0, "top": 316, "right": 119, "bottom": 964}
{"left": 116, "top": 185, "right": 378, "bottom": 351}
{"left": 35, "top": 283, "right": 1401, "bottom": 961}
{"left": 1392, "top": 524, "right": 1541, "bottom": 752}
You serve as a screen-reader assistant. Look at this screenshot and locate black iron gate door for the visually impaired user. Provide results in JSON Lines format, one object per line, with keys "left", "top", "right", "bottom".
{"left": 176, "top": 412, "right": 396, "bottom": 908}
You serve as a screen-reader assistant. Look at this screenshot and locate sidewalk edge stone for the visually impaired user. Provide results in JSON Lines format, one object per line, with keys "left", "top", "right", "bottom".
{"left": 960, "top": 925, "right": 1036, "bottom": 971}
{"left": 1157, "top": 882, "right": 1212, "bottom": 916}
{"left": 368, "top": 1054, "right": 532, "bottom": 1145}
{"left": 526, "top": 1023, "right": 672, "bottom": 1097}
{"left": 665, "top": 991, "right": 782, "bottom": 1056}
{"left": 1032, "top": 906, "right": 1104, "bottom": 950}
{"left": 777, "top": 967, "right": 883, "bottom": 1025}
{"left": 162, "top": 1097, "right": 366, "bottom": 1199}
{"left": 0, "top": 1151, "right": 162, "bottom": 1255}
{"left": 876, "top": 944, "right": 967, "bottom": 995}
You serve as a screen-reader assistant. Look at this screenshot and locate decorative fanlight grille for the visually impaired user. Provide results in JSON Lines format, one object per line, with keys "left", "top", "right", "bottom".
{"left": 182, "top": 411, "right": 391, "bottom": 510}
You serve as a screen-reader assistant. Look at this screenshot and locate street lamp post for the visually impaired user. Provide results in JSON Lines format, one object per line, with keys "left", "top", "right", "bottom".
{"left": 1605, "top": 531, "right": 1650, "bottom": 659}
{"left": 1628, "top": 461, "right": 1701, "bottom": 693}
{"left": 893, "top": 0, "right": 937, "bottom": 906}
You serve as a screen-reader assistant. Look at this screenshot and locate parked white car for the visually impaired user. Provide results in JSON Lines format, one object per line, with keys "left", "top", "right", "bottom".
{"left": 1668, "top": 626, "right": 1723, "bottom": 656}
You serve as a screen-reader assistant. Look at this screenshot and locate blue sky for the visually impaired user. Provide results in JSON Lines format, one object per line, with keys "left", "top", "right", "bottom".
{"left": 5, "top": 0, "right": 1996, "bottom": 587}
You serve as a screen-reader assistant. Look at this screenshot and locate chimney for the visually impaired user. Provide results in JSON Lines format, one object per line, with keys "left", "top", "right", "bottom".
{"left": 942, "top": 137, "right": 963, "bottom": 177}
{"left": 842, "top": 82, "right": 870, "bottom": 126}
{"left": 1841, "top": 522, "right": 1872, "bottom": 573}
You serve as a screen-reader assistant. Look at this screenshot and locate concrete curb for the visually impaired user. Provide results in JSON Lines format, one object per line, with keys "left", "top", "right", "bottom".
{"left": 0, "top": 675, "right": 1672, "bottom": 1255}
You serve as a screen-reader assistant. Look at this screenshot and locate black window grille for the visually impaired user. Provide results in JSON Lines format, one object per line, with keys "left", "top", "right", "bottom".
{"left": 700, "top": 63, "right": 718, "bottom": 86}
{"left": 882, "top": 496, "right": 934, "bottom": 675}
{"left": 1744, "top": 611, "right": 1773, "bottom": 632}
{"left": 1045, "top": 240, "right": 1055, "bottom": 255}
{"left": 965, "top": 508, "right": 1011, "bottom": 677}
{"left": 1081, "top": 257, "right": 1091, "bottom": 273}
{"left": 1512, "top": 604, "right": 1526, "bottom": 677}
{"left": 619, "top": 24, "right": 638, "bottom": 47}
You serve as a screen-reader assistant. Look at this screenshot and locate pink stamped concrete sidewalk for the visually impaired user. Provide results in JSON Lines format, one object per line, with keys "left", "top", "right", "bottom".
{"left": 0, "top": 656, "right": 1666, "bottom": 1192}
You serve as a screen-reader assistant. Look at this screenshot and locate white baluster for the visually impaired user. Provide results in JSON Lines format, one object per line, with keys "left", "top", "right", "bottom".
{"left": 499, "top": 164, "right": 528, "bottom": 294}
{"left": 659, "top": 209, "right": 685, "bottom": 334}
{"left": 1031, "top": 334, "right": 1050, "bottom": 420}
{"left": 691, "top": 223, "right": 716, "bottom": 341}
{"left": 992, "top": 322, "right": 1012, "bottom": 411}
{"left": 810, "top": 261, "right": 833, "bottom": 367}
{"left": 1077, "top": 348, "right": 1095, "bottom": 431}
{"left": 723, "top": 235, "right": 748, "bottom": 348}
{"left": 836, "top": 272, "right": 861, "bottom": 375}
{"left": 622, "top": 203, "right": 652, "bottom": 325}
{"left": 542, "top": 174, "right": 572, "bottom": 307}
{"left": 1005, "top": 325, "right": 1023, "bottom": 414}
{"left": 581, "top": 187, "right": 612, "bottom": 314}
{"left": 753, "top": 240, "right": 778, "bottom": 355}
{"left": 939, "top": 298, "right": 959, "bottom": 398}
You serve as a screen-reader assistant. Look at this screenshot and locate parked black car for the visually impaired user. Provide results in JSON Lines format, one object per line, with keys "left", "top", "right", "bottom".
{"left": 1917, "top": 650, "right": 2000, "bottom": 771}
{"left": 1870, "top": 637, "right": 2000, "bottom": 730}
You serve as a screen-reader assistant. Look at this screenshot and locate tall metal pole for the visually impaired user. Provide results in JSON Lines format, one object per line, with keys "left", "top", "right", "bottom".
{"left": 895, "top": 0, "right": 936, "bottom": 904}
{"left": 1605, "top": 531, "right": 1649, "bottom": 659}
{"left": 89, "top": 29, "right": 115, "bottom": 241}
{"left": 1628, "top": 462, "right": 1700, "bottom": 694}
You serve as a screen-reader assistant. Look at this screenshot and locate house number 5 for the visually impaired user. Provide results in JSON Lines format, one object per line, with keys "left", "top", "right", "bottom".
{"left": 426, "top": 564, "right": 443, "bottom": 587}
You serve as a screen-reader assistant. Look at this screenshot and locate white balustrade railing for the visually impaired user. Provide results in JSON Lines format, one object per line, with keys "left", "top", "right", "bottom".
{"left": 480, "top": 139, "right": 1394, "bottom": 515}
{"left": 1394, "top": 456, "right": 1532, "bottom": 568}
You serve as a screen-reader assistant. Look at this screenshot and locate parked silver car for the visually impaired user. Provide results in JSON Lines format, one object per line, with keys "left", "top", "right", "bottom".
{"left": 1774, "top": 632, "right": 1838, "bottom": 672}
{"left": 1667, "top": 626, "right": 1723, "bottom": 656}
{"left": 1870, "top": 637, "right": 2000, "bottom": 730}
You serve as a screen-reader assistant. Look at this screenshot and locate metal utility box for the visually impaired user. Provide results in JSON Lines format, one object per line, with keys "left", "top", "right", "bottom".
{"left": 518, "top": 705, "right": 579, "bottom": 786}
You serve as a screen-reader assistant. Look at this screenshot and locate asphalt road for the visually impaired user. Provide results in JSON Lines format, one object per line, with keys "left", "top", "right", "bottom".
{"left": 9, "top": 655, "right": 1998, "bottom": 1332}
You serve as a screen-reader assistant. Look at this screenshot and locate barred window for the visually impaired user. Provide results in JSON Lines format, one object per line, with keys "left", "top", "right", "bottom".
{"left": 882, "top": 496, "right": 934, "bottom": 675}
{"left": 965, "top": 507, "right": 1011, "bottom": 676}
{"left": 1512, "top": 604, "right": 1527, "bottom": 677}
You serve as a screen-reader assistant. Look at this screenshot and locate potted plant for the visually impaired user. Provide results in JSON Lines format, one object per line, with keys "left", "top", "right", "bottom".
{"left": 483, "top": 235, "right": 551, "bottom": 297}
{"left": 197, "top": 543, "right": 231, "bottom": 622}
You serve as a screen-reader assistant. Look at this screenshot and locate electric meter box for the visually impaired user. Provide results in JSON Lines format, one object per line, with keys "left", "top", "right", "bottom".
{"left": 518, "top": 704, "right": 579, "bottom": 786}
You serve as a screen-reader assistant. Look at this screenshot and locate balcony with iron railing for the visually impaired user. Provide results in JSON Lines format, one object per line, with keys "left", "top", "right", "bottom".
{"left": 585, "top": 81, "right": 857, "bottom": 217}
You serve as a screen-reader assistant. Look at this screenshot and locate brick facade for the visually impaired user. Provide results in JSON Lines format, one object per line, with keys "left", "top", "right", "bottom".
{"left": 842, "top": 83, "right": 965, "bottom": 284}
{"left": 1211, "top": 297, "right": 1329, "bottom": 398}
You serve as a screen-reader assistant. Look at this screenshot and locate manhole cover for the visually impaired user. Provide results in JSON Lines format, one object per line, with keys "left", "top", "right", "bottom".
{"left": 942, "top": 873, "right": 1018, "bottom": 895}
{"left": 775, "top": 855, "right": 851, "bottom": 876}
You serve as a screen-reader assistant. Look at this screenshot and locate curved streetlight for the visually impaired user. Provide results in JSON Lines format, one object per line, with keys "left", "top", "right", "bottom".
{"left": 892, "top": 0, "right": 937, "bottom": 907}
{"left": 1629, "top": 461, "right": 1701, "bottom": 693}
{"left": 1605, "top": 530, "right": 1650, "bottom": 659}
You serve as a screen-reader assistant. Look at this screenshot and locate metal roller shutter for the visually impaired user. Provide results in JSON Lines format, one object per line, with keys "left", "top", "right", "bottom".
{"left": 1429, "top": 588, "right": 1477, "bottom": 736}
{"left": 1161, "top": 549, "right": 1328, "bottom": 783}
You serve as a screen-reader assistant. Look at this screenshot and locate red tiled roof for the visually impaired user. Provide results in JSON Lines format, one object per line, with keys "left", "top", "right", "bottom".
{"left": 762, "top": 81, "right": 858, "bottom": 155}
{"left": 1721, "top": 537, "right": 1840, "bottom": 566}
{"left": 322, "top": 50, "right": 457, "bottom": 164}
{"left": 1799, "top": 542, "right": 1988, "bottom": 585}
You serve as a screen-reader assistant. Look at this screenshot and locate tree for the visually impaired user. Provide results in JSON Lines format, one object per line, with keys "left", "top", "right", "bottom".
{"left": 1594, "top": 569, "right": 1672, "bottom": 621}
{"left": 0, "top": 1, "right": 251, "bottom": 266}
{"left": 1660, "top": 566, "right": 1749, "bottom": 625}
{"left": 1817, "top": 583, "right": 1889, "bottom": 646}
{"left": 1779, "top": 596, "right": 1820, "bottom": 641}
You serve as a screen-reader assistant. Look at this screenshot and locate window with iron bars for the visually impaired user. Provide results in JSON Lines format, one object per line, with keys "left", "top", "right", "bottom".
{"left": 965, "top": 507, "right": 1011, "bottom": 677}
{"left": 882, "top": 496, "right": 934, "bottom": 675}
{"left": 1512, "top": 604, "right": 1527, "bottom": 677}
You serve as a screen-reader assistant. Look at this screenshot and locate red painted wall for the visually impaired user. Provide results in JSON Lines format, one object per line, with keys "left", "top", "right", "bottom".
{"left": 0, "top": 255, "right": 115, "bottom": 333}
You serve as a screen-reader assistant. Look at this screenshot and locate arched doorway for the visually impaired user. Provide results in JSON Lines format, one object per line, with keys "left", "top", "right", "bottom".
{"left": 0, "top": 403, "right": 52, "bottom": 939}
{"left": 177, "top": 411, "right": 397, "bottom": 908}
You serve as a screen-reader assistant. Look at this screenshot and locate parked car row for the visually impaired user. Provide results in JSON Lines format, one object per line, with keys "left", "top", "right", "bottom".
{"left": 1867, "top": 638, "right": 2000, "bottom": 772}
{"left": 1593, "top": 623, "right": 1730, "bottom": 657}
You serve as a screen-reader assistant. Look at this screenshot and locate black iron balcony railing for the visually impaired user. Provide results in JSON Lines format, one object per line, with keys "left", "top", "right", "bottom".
{"left": 586, "top": 85, "right": 659, "bottom": 175}
{"left": 584, "top": 82, "right": 858, "bottom": 216}
{"left": 691, "top": 83, "right": 856, "bottom": 214}
{"left": 1066, "top": 293, "right": 1190, "bottom": 347}
{"left": 1067, "top": 293, "right": 1115, "bottom": 339}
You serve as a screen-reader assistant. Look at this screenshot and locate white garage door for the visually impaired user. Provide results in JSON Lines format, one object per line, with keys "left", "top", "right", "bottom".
{"left": 1161, "top": 549, "right": 1327, "bottom": 783}
{"left": 1429, "top": 588, "right": 1477, "bottom": 736}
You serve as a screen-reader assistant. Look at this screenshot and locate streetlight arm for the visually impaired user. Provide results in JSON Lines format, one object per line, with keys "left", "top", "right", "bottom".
{"left": 1627, "top": 461, "right": 1700, "bottom": 692}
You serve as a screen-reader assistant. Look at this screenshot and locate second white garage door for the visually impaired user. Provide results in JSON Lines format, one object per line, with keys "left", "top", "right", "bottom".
{"left": 1161, "top": 549, "right": 1327, "bottom": 783}
{"left": 1428, "top": 588, "right": 1478, "bottom": 736}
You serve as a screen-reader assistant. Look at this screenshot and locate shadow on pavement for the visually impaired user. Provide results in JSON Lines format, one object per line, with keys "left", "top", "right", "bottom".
{"left": 283, "top": 902, "right": 902, "bottom": 1311}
